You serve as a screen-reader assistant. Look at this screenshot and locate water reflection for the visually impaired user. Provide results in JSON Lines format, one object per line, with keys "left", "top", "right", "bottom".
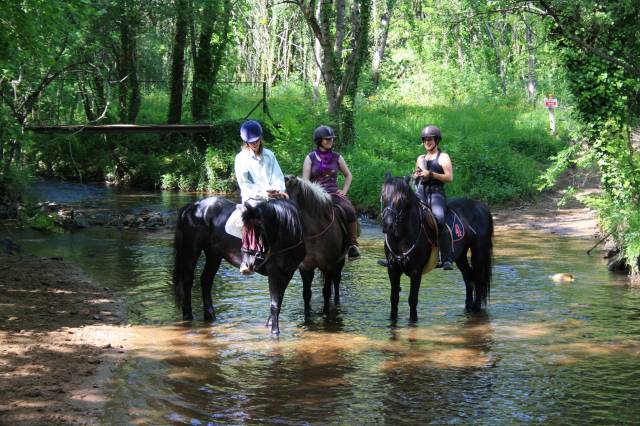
{"left": 6, "top": 183, "right": 640, "bottom": 424}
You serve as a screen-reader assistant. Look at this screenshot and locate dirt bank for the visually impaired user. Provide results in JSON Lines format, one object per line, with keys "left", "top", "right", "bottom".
{"left": 492, "top": 170, "right": 601, "bottom": 239}
{"left": 0, "top": 253, "right": 134, "bottom": 425}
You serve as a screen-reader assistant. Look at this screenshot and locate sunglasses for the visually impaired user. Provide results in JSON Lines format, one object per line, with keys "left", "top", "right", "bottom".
{"left": 422, "top": 136, "right": 435, "bottom": 142}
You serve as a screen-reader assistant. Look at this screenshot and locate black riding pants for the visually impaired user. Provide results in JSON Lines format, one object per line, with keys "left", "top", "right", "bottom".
{"left": 419, "top": 189, "right": 453, "bottom": 262}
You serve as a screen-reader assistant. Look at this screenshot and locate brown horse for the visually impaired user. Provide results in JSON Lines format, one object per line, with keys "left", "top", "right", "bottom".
{"left": 285, "top": 176, "right": 349, "bottom": 319}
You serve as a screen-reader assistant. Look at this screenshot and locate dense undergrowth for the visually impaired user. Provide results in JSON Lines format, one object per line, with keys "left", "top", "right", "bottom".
{"left": 23, "top": 84, "right": 564, "bottom": 211}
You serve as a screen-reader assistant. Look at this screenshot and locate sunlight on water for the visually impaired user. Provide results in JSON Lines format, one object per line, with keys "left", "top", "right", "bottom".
{"left": 7, "top": 185, "right": 640, "bottom": 424}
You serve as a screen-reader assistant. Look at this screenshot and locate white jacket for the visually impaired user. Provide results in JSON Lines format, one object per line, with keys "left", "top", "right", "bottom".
{"left": 234, "top": 147, "right": 285, "bottom": 204}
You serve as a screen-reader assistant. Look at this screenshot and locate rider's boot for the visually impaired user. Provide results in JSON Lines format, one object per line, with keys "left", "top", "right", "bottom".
{"left": 437, "top": 225, "right": 454, "bottom": 270}
{"left": 347, "top": 221, "right": 361, "bottom": 260}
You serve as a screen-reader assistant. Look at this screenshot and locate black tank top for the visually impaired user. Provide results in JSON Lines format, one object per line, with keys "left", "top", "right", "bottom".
{"left": 419, "top": 150, "right": 445, "bottom": 194}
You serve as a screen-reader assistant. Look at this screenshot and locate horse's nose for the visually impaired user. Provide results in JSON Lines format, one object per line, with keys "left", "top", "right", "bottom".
{"left": 240, "top": 252, "right": 256, "bottom": 275}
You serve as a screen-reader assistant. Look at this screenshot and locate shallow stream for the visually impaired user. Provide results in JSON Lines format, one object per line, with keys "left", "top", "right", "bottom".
{"left": 8, "top": 182, "right": 640, "bottom": 424}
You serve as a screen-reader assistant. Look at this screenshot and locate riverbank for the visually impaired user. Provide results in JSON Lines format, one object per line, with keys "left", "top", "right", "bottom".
{"left": 0, "top": 252, "right": 134, "bottom": 425}
{"left": 492, "top": 169, "right": 601, "bottom": 239}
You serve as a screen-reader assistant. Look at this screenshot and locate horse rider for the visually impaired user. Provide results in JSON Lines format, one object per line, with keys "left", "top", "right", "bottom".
{"left": 228, "top": 120, "right": 288, "bottom": 274}
{"left": 302, "top": 125, "right": 361, "bottom": 260}
{"left": 414, "top": 124, "right": 454, "bottom": 270}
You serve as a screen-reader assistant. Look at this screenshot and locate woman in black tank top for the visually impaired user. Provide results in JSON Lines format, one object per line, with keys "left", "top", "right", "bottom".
{"left": 413, "top": 125, "right": 454, "bottom": 270}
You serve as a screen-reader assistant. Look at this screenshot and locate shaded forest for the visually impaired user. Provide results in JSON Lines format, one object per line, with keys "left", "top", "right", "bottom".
{"left": 1, "top": 0, "right": 638, "bottom": 275}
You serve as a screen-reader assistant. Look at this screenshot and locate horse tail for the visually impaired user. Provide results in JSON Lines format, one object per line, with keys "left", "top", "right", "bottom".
{"left": 172, "top": 206, "right": 188, "bottom": 308}
{"left": 473, "top": 204, "right": 493, "bottom": 307}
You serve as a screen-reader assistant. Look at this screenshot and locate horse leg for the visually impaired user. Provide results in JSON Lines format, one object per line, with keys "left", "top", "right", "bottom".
{"left": 388, "top": 266, "right": 402, "bottom": 322}
{"left": 455, "top": 251, "right": 475, "bottom": 312}
{"left": 201, "top": 251, "right": 222, "bottom": 322}
{"left": 322, "top": 271, "right": 332, "bottom": 315}
{"left": 179, "top": 256, "right": 199, "bottom": 321}
{"left": 408, "top": 271, "right": 422, "bottom": 322}
{"left": 299, "top": 268, "right": 315, "bottom": 320}
{"left": 333, "top": 259, "right": 345, "bottom": 306}
{"left": 267, "top": 270, "right": 294, "bottom": 335}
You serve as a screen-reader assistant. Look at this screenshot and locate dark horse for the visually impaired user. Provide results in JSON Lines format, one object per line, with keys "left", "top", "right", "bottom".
{"left": 172, "top": 197, "right": 305, "bottom": 334}
{"left": 380, "top": 174, "right": 493, "bottom": 321}
{"left": 285, "top": 176, "right": 349, "bottom": 318}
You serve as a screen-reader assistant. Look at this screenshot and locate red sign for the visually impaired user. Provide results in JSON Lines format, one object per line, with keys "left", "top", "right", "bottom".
{"left": 544, "top": 98, "right": 558, "bottom": 108}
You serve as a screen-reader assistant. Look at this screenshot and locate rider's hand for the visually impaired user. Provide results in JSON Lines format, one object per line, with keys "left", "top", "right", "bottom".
{"left": 336, "top": 189, "right": 346, "bottom": 196}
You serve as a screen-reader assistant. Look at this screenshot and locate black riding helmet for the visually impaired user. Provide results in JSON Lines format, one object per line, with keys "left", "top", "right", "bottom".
{"left": 421, "top": 125, "right": 442, "bottom": 144}
{"left": 313, "top": 125, "right": 336, "bottom": 145}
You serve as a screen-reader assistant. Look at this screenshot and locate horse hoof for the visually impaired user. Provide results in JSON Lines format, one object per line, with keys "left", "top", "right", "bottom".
{"left": 204, "top": 313, "right": 216, "bottom": 322}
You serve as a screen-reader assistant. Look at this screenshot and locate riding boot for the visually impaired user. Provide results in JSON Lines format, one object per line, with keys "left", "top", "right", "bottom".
{"left": 347, "top": 221, "right": 361, "bottom": 260}
{"left": 437, "top": 225, "right": 454, "bottom": 270}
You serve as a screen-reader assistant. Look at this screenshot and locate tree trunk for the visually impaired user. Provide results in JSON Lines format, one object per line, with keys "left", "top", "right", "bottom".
{"left": 191, "top": 10, "right": 214, "bottom": 122}
{"left": 168, "top": 0, "right": 188, "bottom": 124}
{"left": 525, "top": 19, "right": 537, "bottom": 105}
{"left": 118, "top": 0, "right": 139, "bottom": 123}
{"left": 371, "top": 0, "right": 395, "bottom": 93}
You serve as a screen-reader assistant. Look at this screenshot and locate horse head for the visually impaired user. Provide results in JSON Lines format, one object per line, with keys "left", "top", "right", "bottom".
{"left": 240, "top": 199, "right": 305, "bottom": 274}
{"left": 380, "top": 173, "right": 414, "bottom": 236}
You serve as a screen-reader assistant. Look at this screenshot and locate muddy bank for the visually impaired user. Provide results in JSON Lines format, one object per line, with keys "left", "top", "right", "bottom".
{"left": 0, "top": 252, "right": 134, "bottom": 425}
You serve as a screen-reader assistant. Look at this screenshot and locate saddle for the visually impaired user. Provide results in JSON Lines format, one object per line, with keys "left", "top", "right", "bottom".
{"left": 418, "top": 203, "right": 467, "bottom": 246}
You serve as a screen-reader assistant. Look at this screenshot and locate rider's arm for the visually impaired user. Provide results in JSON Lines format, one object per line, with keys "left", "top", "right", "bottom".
{"left": 337, "top": 156, "right": 352, "bottom": 195}
{"left": 414, "top": 156, "right": 424, "bottom": 178}
{"left": 432, "top": 153, "right": 453, "bottom": 183}
{"left": 302, "top": 155, "right": 312, "bottom": 181}
{"left": 267, "top": 150, "right": 286, "bottom": 192}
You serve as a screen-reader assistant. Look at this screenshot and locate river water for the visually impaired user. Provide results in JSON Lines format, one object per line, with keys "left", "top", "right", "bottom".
{"left": 8, "top": 183, "right": 640, "bottom": 424}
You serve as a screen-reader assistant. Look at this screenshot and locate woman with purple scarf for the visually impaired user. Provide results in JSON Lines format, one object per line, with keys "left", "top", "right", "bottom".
{"left": 302, "top": 125, "right": 360, "bottom": 260}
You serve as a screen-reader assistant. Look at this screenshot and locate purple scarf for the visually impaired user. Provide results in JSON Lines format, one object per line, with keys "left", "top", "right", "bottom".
{"left": 315, "top": 148, "right": 334, "bottom": 174}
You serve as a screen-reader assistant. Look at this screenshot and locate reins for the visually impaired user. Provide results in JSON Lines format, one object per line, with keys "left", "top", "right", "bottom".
{"left": 304, "top": 207, "right": 336, "bottom": 240}
{"left": 383, "top": 201, "right": 436, "bottom": 265}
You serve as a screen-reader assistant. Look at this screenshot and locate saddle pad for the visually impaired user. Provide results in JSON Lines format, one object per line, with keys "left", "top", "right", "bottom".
{"left": 224, "top": 207, "right": 244, "bottom": 239}
{"left": 446, "top": 210, "right": 465, "bottom": 242}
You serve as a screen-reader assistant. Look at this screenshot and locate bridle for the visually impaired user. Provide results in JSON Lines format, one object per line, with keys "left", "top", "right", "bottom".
{"left": 381, "top": 200, "right": 432, "bottom": 265}
{"left": 242, "top": 219, "right": 304, "bottom": 269}
{"left": 381, "top": 204, "right": 406, "bottom": 230}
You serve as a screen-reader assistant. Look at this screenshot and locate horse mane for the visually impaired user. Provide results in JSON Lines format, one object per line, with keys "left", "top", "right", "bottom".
{"left": 381, "top": 176, "right": 417, "bottom": 209}
{"left": 256, "top": 199, "right": 304, "bottom": 246}
{"left": 288, "top": 177, "right": 333, "bottom": 216}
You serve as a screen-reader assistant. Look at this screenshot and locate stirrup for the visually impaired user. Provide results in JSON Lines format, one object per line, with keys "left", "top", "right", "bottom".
{"left": 441, "top": 260, "right": 453, "bottom": 270}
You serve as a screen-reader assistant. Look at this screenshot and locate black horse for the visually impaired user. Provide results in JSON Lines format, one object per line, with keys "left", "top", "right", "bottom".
{"left": 285, "top": 176, "right": 349, "bottom": 318}
{"left": 380, "top": 174, "right": 493, "bottom": 321}
{"left": 172, "top": 197, "right": 305, "bottom": 334}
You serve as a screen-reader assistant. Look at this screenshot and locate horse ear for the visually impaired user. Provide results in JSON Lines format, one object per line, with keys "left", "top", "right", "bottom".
{"left": 284, "top": 175, "right": 291, "bottom": 184}
{"left": 404, "top": 175, "right": 411, "bottom": 184}
{"left": 384, "top": 171, "right": 392, "bottom": 180}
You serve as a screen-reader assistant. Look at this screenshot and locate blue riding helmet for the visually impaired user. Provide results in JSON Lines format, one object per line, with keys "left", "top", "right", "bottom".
{"left": 240, "top": 120, "right": 263, "bottom": 143}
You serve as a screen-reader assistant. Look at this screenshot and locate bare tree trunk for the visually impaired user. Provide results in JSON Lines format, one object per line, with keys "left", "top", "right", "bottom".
{"left": 313, "top": 33, "right": 322, "bottom": 104}
{"left": 191, "top": 2, "right": 215, "bottom": 122}
{"left": 525, "top": 19, "right": 537, "bottom": 105}
{"left": 168, "top": 0, "right": 189, "bottom": 124}
{"left": 117, "top": 0, "right": 140, "bottom": 123}
{"left": 371, "top": 0, "right": 396, "bottom": 93}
